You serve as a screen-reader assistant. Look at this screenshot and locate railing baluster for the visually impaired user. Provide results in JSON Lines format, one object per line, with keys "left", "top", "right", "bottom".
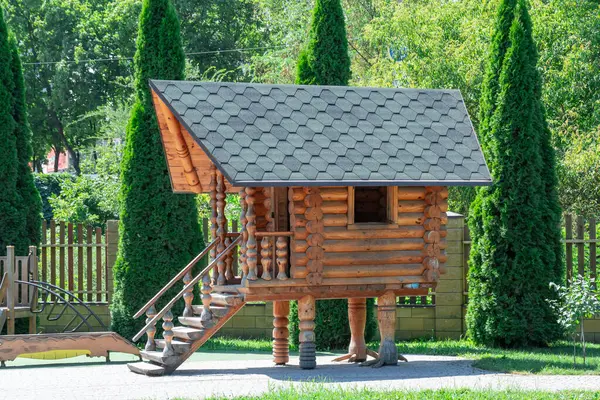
{"left": 261, "top": 237, "right": 272, "bottom": 280}
{"left": 240, "top": 189, "right": 248, "bottom": 283}
{"left": 246, "top": 187, "right": 258, "bottom": 280}
{"left": 216, "top": 172, "right": 227, "bottom": 285}
{"left": 145, "top": 305, "right": 157, "bottom": 351}
{"left": 225, "top": 236, "right": 234, "bottom": 283}
{"left": 182, "top": 271, "right": 194, "bottom": 317}
{"left": 209, "top": 165, "right": 218, "bottom": 284}
{"left": 276, "top": 236, "right": 288, "bottom": 280}
{"left": 200, "top": 273, "right": 213, "bottom": 323}
{"left": 161, "top": 308, "right": 175, "bottom": 357}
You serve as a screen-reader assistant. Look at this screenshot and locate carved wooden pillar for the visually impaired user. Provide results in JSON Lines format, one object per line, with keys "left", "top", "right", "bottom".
{"left": 333, "top": 298, "right": 374, "bottom": 363}
{"left": 272, "top": 301, "right": 290, "bottom": 365}
{"left": 209, "top": 165, "right": 218, "bottom": 284}
{"left": 216, "top": 172, "right": 227, "bottom": 285}
{"left": 362, "top": 291, "right": 400, "bottom": 368}
{"left": 276, "top": 236, "right": 288, "bottom": 280}
{"left": 239, "top": 189, "right": 248, "bottom": 283}
{"left": 162, "top": 309, "right": 175, "bottom": 357}
{"left": 245, "top": 187, "right": 258, "bottom": 280}
{"left": 298, "top": 295, "right": 316, "bottom": 369}
{"left": 261, "top": 188, "right": 273, "bottom": 280}
{"left": 145, "top": 305, "right": 157, "bottom": 351}
{"left": 182, "top": 271, "right": 194, "bottom": 317}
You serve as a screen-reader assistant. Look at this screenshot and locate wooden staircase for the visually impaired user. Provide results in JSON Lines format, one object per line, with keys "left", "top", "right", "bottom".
{"left": 126, "top": 236, "right": 246, "bottom": 376}
{"left": 128, "top": 291, "right": 244, "bottom": 376}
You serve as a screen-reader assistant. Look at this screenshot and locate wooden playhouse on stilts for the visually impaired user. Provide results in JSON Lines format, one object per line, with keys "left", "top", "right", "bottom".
{"left": 127, "top": 80, "right": 491, "bottom": 376}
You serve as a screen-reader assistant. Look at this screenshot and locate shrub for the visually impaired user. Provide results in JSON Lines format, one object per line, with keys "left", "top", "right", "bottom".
{"left": 48, "top": 174, "right": 119, "bottom": 227}
{"left": 34, "top": 173, "right": 74, "bottom": 221}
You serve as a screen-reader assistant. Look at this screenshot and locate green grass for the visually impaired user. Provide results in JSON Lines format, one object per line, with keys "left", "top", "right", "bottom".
{"left": 204, "top": 337, "right": 600, "bottom": 375}
{"left": 192, "top": 387, "right": 600, "bottom": 399}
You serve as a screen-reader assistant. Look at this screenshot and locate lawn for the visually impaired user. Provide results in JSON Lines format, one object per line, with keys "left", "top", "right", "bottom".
{"left": 197, "top": 387, "right": 600, "bottom": 400}
{"left": 204, "top": 337, "right": 600, "bottom": 375}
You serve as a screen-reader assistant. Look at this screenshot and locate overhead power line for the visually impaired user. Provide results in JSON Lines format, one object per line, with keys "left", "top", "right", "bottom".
{"left": 21, "top": 45, "right": 289, "bottom": 66}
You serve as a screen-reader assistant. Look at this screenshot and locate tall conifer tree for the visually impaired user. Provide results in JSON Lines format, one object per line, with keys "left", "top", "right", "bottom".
{"left": 111, "top": 0, "right": 204, "bottom": 338}
{"left": 0, "top": 11, "right": 25, "bottom": 256}
{"left": 10, "top": 34, "right": 42, "bottom": 252}
{"left": 467, "top": 0, "right": 563, "bottom": 347}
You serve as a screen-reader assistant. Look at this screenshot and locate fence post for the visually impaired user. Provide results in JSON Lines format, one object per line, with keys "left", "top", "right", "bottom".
{"left": 6, "top": 246, "right": 15, "bottom": 335}
{"left": 28, "top": 246, "right": 37, "bottom": 334}
{"left": 106, "top": 220, "right": 119, "bottom": 305}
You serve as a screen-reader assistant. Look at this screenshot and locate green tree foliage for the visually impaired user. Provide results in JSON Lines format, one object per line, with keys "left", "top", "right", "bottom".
{"left": 289, "top": 0, "right": 376, "bottom": 350}
{"left": 295, "top": 0, "right": 351, "bottom": 85}
{"left": 0, "top": 10, "right": 23, "bottom": 256}
{"left": 110, "top": 0, "right": 204, "bottom": 339}
{"left": 2, "top": 0, "right": 140, "bottom": 174}
{"left": 466, "top": 0, "right": 563, "bottom": 347}
{"left": 355, "top": 0, "right": 600, "bottom": 216}
{"left": 9, "top": 34, "right": 42, "bottom": 249}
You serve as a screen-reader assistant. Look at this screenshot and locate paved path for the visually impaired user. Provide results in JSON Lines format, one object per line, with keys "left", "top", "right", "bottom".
{"left": 2, "top": 353, "right": 599, "bottom": 400}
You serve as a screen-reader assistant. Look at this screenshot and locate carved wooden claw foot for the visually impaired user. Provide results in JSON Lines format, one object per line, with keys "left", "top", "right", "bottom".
{"left": 333, "top": 349, "right": 378, "bottom": 363}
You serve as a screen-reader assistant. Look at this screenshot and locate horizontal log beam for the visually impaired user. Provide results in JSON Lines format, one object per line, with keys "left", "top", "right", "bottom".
{"left": 290, "top": 187, "right": 348, "bottom": 202}
{"left": 293, "top": 238, "right": 424, "bottom": 253}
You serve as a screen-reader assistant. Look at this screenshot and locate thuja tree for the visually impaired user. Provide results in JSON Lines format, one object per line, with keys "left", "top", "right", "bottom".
{"left": 10, "top": 34, "right": 42, "bottom": 252}
{"left": 111, "top": 0, "right": 204, "bottom": 339}
{"left": 290, "top": 0, "right": 376, "bottom": 351}
{"left": 0, "top": 11, "right": 25, "bottom": 256}
{"left": 467, "top": 0, "right": 563, "bottom": 347}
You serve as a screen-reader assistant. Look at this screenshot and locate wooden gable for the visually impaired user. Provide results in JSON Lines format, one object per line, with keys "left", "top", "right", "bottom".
{"left": 152, "top": 91, "right": 239, "bottom": 194}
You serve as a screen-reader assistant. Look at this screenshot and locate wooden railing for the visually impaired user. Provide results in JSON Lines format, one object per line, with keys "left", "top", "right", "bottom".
{"left": 132, "top": 236, "right": 241, "bottom": 343}
{"left": 131, "top": 227, "right": 294, "bottom": 357}
{"left": 0, "top": 246, "right": 38, "bottom": 334}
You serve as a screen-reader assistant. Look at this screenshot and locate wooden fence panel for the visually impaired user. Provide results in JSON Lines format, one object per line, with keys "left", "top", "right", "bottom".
{"left": 41, "top": 220, "right": 47, "bottom": 284}
{"left": 86, "top": 226, "right": 93, "bottom": 302}
{"left": 591, "top": 218, "right": 597, "bottom": 280}
{"left": 39, "top": 220, "right": 112, "bottom": 304}
{"left": 565, "top": 214, "right": 573, "bottom": 281}
{"left": 96, "top": 227, "right": 102, "bottom": 302}
{"left": 577, "top": 216, "right": 585, "bottom": 277}
{"left": 77, "top": 223, "right": 84, "bottom": 300}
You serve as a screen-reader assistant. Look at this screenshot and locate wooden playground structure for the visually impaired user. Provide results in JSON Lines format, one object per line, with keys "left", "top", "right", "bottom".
{"left": 0, "top": 246, "right": 139, "bottom": 366}
{"left": 126, "top": 80, "right": 491, "bottom": 376}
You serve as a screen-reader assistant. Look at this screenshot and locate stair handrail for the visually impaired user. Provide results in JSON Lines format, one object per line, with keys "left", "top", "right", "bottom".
{"left": 133, "top": 239, "right": 220, "bottom": 319}
{"left": 132, "top": 235, "right": 241, "bottom": 342}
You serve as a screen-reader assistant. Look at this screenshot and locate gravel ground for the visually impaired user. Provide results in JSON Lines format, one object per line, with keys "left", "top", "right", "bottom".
{"left": 2, "top": 354, "right": 600, "bottom": 400}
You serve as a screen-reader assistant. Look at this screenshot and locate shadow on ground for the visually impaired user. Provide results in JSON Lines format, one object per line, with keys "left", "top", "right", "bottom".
{"left": 173, "top": 357, "right": 492, "bottom": 383}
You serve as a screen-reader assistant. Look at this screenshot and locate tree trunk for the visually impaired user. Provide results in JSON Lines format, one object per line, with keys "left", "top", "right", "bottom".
{"left": 53, "top": 146, "right": 60, "bottom": 173}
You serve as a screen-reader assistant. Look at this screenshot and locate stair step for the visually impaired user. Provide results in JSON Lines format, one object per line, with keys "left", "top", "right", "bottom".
{"left": 211, "top": 293, "right": 243, "bottom": 306}
{"left": 140, "top": 350, "right": 180, "bottom": 366}
{"left": 155, "top": 339, "right": 192, "bottom": 353}
{"left": 127, "top": 361, "right": 165, "bottom": 377}
{"left": 191, "top": 305, "right": 229, "bottom": 317}
{"left": 178, "top": 316, "right": 219, "bottom": 329}
{"left": 172, "top": 326, "right": 205, "bottom": 341}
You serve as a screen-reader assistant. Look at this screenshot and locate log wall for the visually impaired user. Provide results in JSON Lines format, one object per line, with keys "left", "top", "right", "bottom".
{"left": 288, "top": 186, "right": 449, "bottom": 286}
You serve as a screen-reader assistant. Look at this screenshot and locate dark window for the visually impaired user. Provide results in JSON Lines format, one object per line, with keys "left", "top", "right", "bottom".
{"left": 354, "top": 187, "right": 388, "bottom": 223}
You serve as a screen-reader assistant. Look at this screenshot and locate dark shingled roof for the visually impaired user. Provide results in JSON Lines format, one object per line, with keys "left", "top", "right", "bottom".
{"left": 150, "top": 80, "right": 491, "bottom": 187}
